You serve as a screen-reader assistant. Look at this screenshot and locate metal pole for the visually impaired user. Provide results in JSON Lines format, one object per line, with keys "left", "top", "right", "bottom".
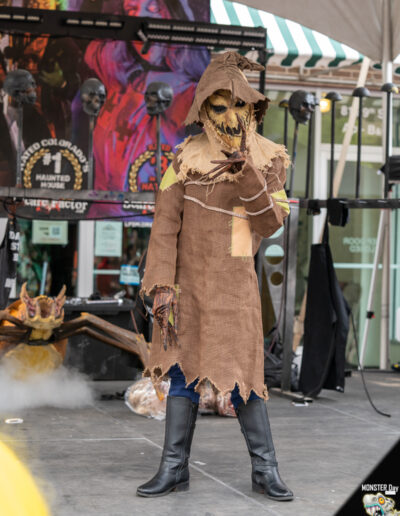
{"left": 156, "top": 113, "right": 162, "bottom": 186}
{"left": 279, "top": 100, "right": 289, "bottom": 148}
{"left": 380, "top": 212, "right": 390, "bottom": 369}
{"left": 359, "top": 211, "right": 385, "bottom": 366}
{"left": 384, "top": 93, "right": 391, "bottom": 198}
{"left": 257, "top": 49, "right": 267, "bottom": 136}
{"left": 352, "top": 87, "right": 370, "bottom": 198}
{"left": 281, "top": 217, "right": 291, "bottom": 391}
{"left": 87, "top": 114, "right": 95, "bottom": 189}
{"left": 16, "top": 104, "right": 23, "bottom": 187}
{"left": 330, "top": 104, "right": 335, "bottom": 198}
{"left": 380, "top": 83, "right": 396, "bottom": 370}
{"left": 284, "top": 108, "right": 288, "bottom": 148}
{"left": 77, "top": 221, "right": 95, "bottom": 298}
{"left": 381, "top": 83, "right": 397, "bottom": 196}
{"left": 40, "top": 260, "right": 48, "bottom": 295}
{"left": 288, "top": 122, "right": 299, "bottom": 197}
{"left": 355, "top": 96, "right": 363, "bottom": 198}
{"left": 379, "top": 8, "right": 394, "bottom": 369}
{"left": 324, "top": 92, "right": 342, "bottom": 198}
{"left": 360, "top": 82, "right": 395, "bottom": 369}
{"left": 305, "top": 112, "right": 313, "bottom": 199}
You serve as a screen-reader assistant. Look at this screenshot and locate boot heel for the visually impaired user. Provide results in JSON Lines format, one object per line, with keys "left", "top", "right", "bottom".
{"left": 174, "top": 481, "right": 189, "bottom": 492}
{"left": 252, "top": 481, "right": 264, "bottom": 494}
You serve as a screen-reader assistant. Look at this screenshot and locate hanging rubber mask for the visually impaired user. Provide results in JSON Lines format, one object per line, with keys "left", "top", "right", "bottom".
{"left": 204, "top": 89, "right": 253, "bottom": 150}
{"left": 3, "top": 69, "right": 37, "bottom": 105}
{"left": 288, "top": 90, "right": 316, "bottom": 124}
{"left": 80, "top": 78, "right": 106, "bottom": 116}
{"left": 145, "top": 82, "right": 173, "bottom": 116}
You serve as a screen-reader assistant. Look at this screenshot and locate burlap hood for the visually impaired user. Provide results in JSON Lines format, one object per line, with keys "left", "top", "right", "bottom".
{"left": 185, "top": 51, "right": 269, "bottom": 126}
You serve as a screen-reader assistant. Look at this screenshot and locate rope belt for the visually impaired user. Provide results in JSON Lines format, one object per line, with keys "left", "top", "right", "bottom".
{"left": 183, "top": 195, "right": 249, "bottom": 219}
{"left": 239, "top": 180, "right": 267, "bottom": 202}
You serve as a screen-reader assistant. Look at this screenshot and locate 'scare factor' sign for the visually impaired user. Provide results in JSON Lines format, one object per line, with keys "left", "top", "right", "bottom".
{"left": 17, "top": 139, "right": 90, "bottom": 219}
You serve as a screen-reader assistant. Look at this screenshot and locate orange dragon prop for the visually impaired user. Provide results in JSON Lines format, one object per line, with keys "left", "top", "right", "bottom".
{"left": 0, "top": 283, "right": 149, "bottom": 379}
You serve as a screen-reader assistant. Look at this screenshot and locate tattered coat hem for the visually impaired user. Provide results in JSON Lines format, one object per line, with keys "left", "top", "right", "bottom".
{"left": 143, "top": 361, "right": 269, "bottom": 404}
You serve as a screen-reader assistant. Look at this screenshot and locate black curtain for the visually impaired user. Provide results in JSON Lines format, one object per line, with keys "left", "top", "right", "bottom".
{"left": 299, "top": 222, "right": 350, "bottom": 397}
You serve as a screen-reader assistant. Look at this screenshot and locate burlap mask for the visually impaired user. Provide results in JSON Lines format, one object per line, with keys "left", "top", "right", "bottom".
{"left": 204, "top": 89, "right": 253, "bottom": 150}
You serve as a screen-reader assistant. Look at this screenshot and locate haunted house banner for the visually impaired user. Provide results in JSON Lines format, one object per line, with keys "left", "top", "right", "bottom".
{"left": 0, "top": 0, "right": 210, "bottom": 222}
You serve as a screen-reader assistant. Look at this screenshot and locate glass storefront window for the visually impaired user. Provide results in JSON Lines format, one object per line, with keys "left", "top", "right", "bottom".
{"left": 320, "top": 154, "right": 400, "bottom": 366}
{"left": 321, "top": 94, "right": 383, "bottom": 147}
{"left": 263, "top": 88, "right": 400, "bottom": 367}
{"left": 93, "top": 224, "right": 150, "bottom": 299}
{"left": 329, "top": 160, "right": 382, "bottom": 366}
{"left": 391, "top": 98, "right": 400, "bottom": 147}
{"left": 17, "top": 220, "right": 77, "bottom": 297}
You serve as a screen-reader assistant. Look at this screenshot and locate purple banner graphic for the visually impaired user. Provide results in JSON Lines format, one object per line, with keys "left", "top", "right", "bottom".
{"left": 0, "top": 0, "right": 210, "bottom": 221}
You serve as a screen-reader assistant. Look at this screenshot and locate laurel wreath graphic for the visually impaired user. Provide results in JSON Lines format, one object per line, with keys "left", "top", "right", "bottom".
{"left": 22, "top": 148, "right": 84, "bottom": 190}
{"left": 128, "top": 149, "right": 174, "bottom": 192}
{"left": 23, "top": 148, "right": 48, "bottom": 188}
{"left": 60, "top": 149, "right": 83, "bottom": 190}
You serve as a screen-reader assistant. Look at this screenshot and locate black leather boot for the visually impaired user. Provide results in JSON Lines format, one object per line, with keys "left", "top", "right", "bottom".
{"left": 136, "top": 396, "right": 198, "bottom": 497}
{"left": 236, "top": 398, "right": 294, "bottom": 501}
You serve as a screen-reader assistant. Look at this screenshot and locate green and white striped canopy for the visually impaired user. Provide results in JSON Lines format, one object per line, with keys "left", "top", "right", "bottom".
{"left": 210, "top": 0, "right": 363, "bottom": 69}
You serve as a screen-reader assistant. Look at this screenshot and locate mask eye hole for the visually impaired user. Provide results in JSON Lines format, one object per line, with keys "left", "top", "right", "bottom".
{"left": 210, "top": 104, "right": 227, "bottom": 114}
{"left": 235, "top": 100, "right": 246, "bottom": 108}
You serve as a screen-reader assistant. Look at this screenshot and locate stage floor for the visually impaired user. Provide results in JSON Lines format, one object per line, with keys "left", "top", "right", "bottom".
{"left": 1, "top": 371, "right": 399, "bottom": 516}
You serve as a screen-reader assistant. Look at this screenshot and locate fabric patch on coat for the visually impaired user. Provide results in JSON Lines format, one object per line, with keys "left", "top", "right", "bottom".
{"left": 271, "top": 189, "right": 290, "bottom": 214}
{"left": 160, "top": 163, "right": 177, "bottom": 191}
{"left": 231, "top": 207, "right": 252, "bottom": 257}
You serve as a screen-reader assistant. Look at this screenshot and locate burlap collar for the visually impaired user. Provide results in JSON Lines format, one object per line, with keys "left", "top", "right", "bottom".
{"left": 176, "top": 122, "right": 290, "bottom": 184}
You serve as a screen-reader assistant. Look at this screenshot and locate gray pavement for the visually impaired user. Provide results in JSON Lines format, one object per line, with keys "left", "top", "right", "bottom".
{"left": 1, "top": 371, "right": 399, "bottom": 516}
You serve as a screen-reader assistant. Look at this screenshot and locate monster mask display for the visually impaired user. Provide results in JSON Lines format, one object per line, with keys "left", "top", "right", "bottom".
{"left": 80, "top": 78, "right": 106, "bottom": 116}
{"left": 3, "top": 69, "right": 37, "bottom": 105}
{"left": 288, "top": 90, "right": 316, "bottom": 124}
{"left": 145, "top": 82, "right": 173, "bottom": 116}
{"left": 204, "top": 89, "right": 253, "bottom": 150}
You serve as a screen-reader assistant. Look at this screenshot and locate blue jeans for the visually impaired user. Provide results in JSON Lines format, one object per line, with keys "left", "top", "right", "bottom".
{"left": 168, "top": 364, "right": 261, "bottom": 410}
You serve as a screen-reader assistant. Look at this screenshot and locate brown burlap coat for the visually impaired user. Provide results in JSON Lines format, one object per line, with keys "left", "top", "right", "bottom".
{"left": 141, "top": 52, "right": 290, "bottom": 402}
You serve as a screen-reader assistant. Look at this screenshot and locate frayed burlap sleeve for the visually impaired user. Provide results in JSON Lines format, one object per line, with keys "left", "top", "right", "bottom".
{"left": 140, "top": 167, "right": 184, "bottom": 298}
{"left": 236, "top": 156, "right": 289, "bottom": 238}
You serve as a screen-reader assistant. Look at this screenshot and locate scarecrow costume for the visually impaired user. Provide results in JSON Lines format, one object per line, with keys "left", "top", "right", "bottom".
{"left": 137, "top": 52, "right": 293, "bottom": 501}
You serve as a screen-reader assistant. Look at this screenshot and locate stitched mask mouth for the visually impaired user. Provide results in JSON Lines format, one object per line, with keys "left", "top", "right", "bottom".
{"left": 215, "top": 122, "right": 242, "bottom": 137}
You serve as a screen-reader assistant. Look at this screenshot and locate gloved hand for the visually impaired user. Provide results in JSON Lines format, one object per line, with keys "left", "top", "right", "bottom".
{"left": 153, "top": 286, "right": 178, "bottom": 350}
